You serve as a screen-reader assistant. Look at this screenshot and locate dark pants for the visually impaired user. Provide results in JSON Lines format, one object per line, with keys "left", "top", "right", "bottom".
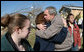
{"left": 71, "top": 44, "right": 78, "bottom": 51}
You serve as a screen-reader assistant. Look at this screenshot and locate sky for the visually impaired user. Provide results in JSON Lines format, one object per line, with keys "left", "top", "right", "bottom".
{"left": 1, "top": 1, "right": 83, "bottom": 17}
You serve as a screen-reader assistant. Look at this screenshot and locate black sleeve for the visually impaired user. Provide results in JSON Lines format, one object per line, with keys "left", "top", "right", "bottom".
{"left": 48, "top": 27, "right": 68, "bottom": 44}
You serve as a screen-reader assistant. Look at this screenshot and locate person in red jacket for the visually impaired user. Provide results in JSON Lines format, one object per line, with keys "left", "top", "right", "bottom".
{"left": 66, "top": 13, "right": 81, "bottom": 51}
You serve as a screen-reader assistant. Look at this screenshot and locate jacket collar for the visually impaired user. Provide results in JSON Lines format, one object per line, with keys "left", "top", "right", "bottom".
{"left": 51, "top": 15, "right": 57, "bottom": 24}
{"left": 68, "top": 24, "right": 77, "bottom": 28}
{"left": 5, "top": 32, "right": 30, "bottom": 51}
{"left": 5, "top": 32, "right": 19, "bottom": 51}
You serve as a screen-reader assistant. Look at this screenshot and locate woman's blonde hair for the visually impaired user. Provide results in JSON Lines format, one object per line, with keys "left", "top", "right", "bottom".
{"left": 1, "top": 13, "right": 30, "bottom": 34}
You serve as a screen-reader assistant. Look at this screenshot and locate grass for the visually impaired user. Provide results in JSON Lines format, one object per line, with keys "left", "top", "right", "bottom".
{"left": 27, "top": 28, "right": 36, "bottom": 48}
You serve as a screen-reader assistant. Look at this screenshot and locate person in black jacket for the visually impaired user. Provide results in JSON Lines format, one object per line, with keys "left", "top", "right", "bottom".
{"left": 34, "top": 11, "right": 68, "bottom": 51}
{"left": 1, "top": 13, "right": 34, "bottom": 51}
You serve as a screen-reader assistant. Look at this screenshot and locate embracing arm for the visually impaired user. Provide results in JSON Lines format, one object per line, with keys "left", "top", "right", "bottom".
{"left": 36, "top": 17, "right": 64, "bottom": 39}
{"left": 48, "top": 27, "right": 68, "bottom": 43}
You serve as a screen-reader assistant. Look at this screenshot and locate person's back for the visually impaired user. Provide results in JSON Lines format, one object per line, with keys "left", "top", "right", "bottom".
{"left": 49, "top": 15, "right": 72, "bottom": 51}
{"left": 54, "top": 31, "right": 72, "bottom": 51}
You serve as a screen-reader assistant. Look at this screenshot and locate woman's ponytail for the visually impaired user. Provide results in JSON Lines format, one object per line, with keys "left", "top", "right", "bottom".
{"left": 1, "top": 14, "right": 10, "bottom": 27}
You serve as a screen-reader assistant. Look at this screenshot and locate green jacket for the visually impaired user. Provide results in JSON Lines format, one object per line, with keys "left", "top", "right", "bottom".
{"left": 1, "top": 32, "right": 34, "bottom": 51}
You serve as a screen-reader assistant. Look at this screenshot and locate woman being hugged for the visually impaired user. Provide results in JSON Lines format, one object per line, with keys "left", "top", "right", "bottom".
{"left": 1, "top": 13, "right": 34, "bottom": 51}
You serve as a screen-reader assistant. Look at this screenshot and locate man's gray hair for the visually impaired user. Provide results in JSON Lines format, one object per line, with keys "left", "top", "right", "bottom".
{"left": 45, "top": 6, "right": 57, "bottom": 16}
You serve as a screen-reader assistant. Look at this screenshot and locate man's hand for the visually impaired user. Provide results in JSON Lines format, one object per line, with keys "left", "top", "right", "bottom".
{"left": 62, "top": 17, "right": 67, "bottom": 27}
{"left": 37, "top": 24, "right": 47, "bottom": 30}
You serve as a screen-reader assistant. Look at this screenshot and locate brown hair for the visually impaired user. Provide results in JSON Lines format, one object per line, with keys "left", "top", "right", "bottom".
{"left": 66, "top": 13, "right": 74, "bottom": 27}
{"left": 1, "top": 14, "right": 10, "bottom": 27}
{"left": 35, "top": 12, "right": 47, "bottom": 25}
{"left": 1, "top": 13, "right": 30, "bottom": 34}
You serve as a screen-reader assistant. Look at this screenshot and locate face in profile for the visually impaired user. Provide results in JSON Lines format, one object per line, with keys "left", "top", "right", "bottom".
{"left": 44, "top": 10, "right": 51, "bottom": 21}
{"left": 18, "top": 20, "right": 30, "bottom": 39}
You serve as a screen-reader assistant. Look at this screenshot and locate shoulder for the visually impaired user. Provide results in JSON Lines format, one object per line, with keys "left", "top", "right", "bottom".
{"left": 52, "top": 15, "right": 62, "bottom": 23}
{"left": 54, "top": 15, "right": 63, "bottom": 25}
{"left": 1, "top": 34, "right": 8, "bottom": 46}
{"left": 1, "top": 35, "right": 7, "bottom": 51}
{"left": 1, "top": 33, "right": 14, "bottom": 51}
{"left": 54, "top": 15, "right": 61, "bottom": 19}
